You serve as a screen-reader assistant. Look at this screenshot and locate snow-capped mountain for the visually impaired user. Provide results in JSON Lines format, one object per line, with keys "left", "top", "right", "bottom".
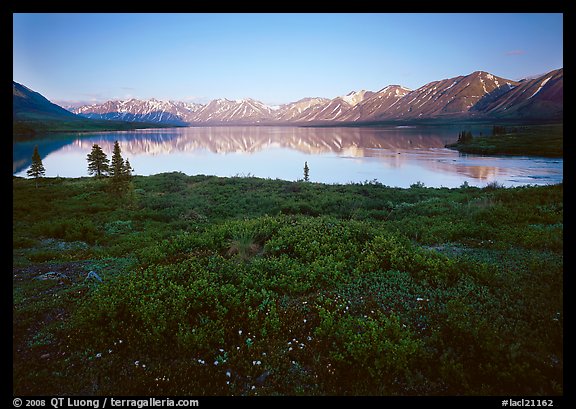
{"left": 376, "top": 71, "right": 519, "bottom": 120}
{"left": 68, "top": 68, "right": 562, "bottom": 124}
{"left": 339, "top": 85, "right": 411, "bottom": 121}
{"left": 294, "top": 90, "right": 374, "bottom": 121}
{"left": 273, "top": 97, "right": 331, "bottom": 121}
{"left": 72, "top": 98, "right": 202, "bottom": 125}
{"left": 191, "top": 98, "right": 275, "bottom": 123}
{"left": 294, "top": 96, "right": 354, "bottom": 121}
{"left": 472, "top": 68, "right": 563, "bottom": 119}
{"left": 341, "top": 90, "right": 374, "bottom": 107}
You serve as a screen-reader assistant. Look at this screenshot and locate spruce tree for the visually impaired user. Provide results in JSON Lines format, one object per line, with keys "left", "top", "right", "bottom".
{"left": 123, "top": 158, "right": 133, "bottom": 179}
{"left": 122, "top": 158, "right": 134, "bottom": 185}
{"left": 86, "top": 144, "right": 110, "bottom": 177}
{"left": 303, "top": 161, "right": 310, "bottom": 182}
{"left": 27, "top": 145, "right": 45, "bottom": 187}
{"left": 108, "top": 141, "right": 133, "bottom": 196}
{"left": 122, "top": 158, "right": 136, "bottom": 203}
{"left": 109, "top": 140, "right": 125, "bottom": 179}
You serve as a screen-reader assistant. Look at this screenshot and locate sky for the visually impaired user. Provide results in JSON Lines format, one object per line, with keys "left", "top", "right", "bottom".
{"left": 13, "top": 13, "right": 563, "bottom": 107}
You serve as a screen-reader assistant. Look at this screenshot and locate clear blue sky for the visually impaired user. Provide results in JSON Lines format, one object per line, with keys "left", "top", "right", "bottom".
{"left": 13, "top": 13, "right": 563, "bottom": 106}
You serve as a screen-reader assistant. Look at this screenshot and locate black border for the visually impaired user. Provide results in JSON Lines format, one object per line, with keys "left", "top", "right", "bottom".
{"left": 8, "top": 3, "right": 571, "bottom": 407}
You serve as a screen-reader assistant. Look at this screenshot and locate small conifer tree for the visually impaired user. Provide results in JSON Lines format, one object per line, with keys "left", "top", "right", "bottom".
{"left": 27, "top": 145, "right": 45, "bottom": 187}
{"left": 86, "top": 144, "right": 110, "bottom": 177}
{"left": 108, "top": 141, "right": 134, "bottom": 196}
{"left": 109, "top": 141, "right": 125, "bottom": 179}
{"left": 123, "top": 158, "right": 133, "bottom": 178}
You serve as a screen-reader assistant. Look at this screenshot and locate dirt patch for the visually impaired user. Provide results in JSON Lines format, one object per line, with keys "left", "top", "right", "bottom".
{"left": 14, "top": 260, "right": 94, "bottom": 284}
{"left": 423, "top": 243, "right": 471, "bottom": 257}
{"left": 13, "top": 260, "right": 96, "bottom": 395}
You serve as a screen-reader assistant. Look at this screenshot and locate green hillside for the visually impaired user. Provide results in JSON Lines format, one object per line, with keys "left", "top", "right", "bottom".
{"left": 13, "top": 81, "right": 177, "bottom": 136}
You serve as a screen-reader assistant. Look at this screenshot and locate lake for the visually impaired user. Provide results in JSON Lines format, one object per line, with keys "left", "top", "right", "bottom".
{"left": 13, "top": 126, "right": 563, "bottom": 188}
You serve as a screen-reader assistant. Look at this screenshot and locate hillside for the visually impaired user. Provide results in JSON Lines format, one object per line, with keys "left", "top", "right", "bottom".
{"left": 473, "top": 68, "right": 563, "bottom": 120}
{"left": 13, "top": 82, "right": 178, "bottom": 136}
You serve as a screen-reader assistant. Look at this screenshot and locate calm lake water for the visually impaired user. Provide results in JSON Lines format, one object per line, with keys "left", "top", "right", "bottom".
{"left": 13, "top": 126, "right": 563, "bottom": 188}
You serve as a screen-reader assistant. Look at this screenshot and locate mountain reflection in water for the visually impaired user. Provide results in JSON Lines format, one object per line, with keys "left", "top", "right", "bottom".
{"left": 64, "top": 126, "right": 453, "bottom": 155}
{"left": 13, "top": 126, "right": 563, "bottom": 188}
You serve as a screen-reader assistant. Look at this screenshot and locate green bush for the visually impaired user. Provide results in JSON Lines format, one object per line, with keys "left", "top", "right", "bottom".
{"left": 315, "top": 309, "right": 423, "bottom": 393}
{"left": 35, "top": 218, "right": 101, "bottom": 244}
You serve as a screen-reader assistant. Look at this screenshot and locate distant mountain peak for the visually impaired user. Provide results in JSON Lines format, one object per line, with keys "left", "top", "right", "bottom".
{"left": 340, "top": 90, "right": 373, "bottom": 107}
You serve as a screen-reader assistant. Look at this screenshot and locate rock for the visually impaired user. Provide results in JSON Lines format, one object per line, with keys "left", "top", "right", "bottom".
{"left": 37, "top": 271, "right": 68, "bottom": 281}
{"left": 256, "top": 370, "right": 271, "bottom": 385}
{"left": 85, "top": 271, "right": 103, "bottom": 283}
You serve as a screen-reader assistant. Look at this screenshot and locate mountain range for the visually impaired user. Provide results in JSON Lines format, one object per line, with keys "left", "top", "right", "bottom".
{"left": 67, "top": 68, "right": 562, "bottom": 124}
{"left": 14, "top": 68, "right": 562, "bottom": 135}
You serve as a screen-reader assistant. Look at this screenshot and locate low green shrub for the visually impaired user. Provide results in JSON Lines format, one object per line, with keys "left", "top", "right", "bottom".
{"left": 13, "top": 175, "right": 563, "bottom": 395}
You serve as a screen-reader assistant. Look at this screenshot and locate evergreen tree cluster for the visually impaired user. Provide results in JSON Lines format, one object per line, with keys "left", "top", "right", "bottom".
{"left": 87, "top": 141, "right": 132, "bottom": 179}
{"left": 87, "top": 141, "right": 133, "bottom": 195}
{"left": 492, "top": 125, "right": 522, "bottom": 135}
{"left": 457, "top": 130, "right": 473, "bottom": 144}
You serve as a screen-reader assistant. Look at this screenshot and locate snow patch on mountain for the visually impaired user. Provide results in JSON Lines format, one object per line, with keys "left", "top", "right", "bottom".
{"left": 341, "top": 90, "right": 370, "bottom": 107}
{"left": 528, "top": 77, "right": 552, "bottom": 99}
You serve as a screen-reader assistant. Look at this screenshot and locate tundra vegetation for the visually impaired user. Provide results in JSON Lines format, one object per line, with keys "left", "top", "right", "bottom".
{"left": 13, "top": 172, "right": 563, "bottom": 396}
